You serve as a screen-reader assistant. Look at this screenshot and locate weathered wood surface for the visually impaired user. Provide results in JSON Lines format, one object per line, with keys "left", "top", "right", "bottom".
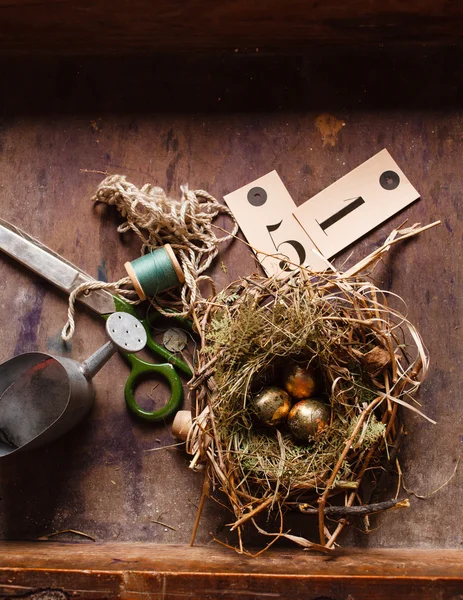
{"left": 1, "top": 544, "right": 463, "bottom": 599}
{"left": 1, "top": 0, "right": 463, "bottom": 55}
{"left": 0, "top": 46, "right": 461, "bottom": 561}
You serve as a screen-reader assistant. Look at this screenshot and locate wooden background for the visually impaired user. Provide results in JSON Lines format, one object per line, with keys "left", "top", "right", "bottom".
{"left": 1, "top": 0, "right": 463, "bottom": 54}
{"left": 0, "top": 46, "right": 461, "bottom": 553}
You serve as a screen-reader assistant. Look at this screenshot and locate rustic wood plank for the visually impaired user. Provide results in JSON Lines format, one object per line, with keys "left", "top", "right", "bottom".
{"left": 4, "top": 542, "right": 463, "bottom": 576}
{"left": 1, "top": 0, "right": 463, "bottom": 54}
{"left": 0, "top": 47, "right": 461, "bottom": 557}
{"left": 1, "top": 544, "right": 463, "bottom": 599}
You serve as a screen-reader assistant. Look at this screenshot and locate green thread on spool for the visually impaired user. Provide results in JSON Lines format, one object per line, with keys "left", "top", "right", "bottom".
{"left": 126, "top": 245, "right": 184, "bottom": 300}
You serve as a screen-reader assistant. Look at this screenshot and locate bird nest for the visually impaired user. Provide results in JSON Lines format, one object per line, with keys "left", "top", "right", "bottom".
{"left": 187, "top": 225, "right": 434, "bottom": 553}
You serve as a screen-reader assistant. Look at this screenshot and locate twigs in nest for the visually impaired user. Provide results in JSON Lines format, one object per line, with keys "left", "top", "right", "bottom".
{"left": 186, "top": 223, "right": 437, "bottom": 553}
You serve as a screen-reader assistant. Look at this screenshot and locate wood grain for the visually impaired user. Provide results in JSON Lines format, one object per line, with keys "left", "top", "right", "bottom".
{"left": 0, "top": 45, "right": 462, "bottom": 593}
{"left": 1, "top": 0, "right": 463, "bottom": 54}
{"left": 1, "top": 543, "right": 463, "bottom": 599}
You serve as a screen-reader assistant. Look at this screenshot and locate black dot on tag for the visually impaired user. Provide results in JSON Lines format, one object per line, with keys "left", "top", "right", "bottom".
{"left": 380, "top": 170, "right": 400, "bottom": 190}
{"left": 247, "top": 186, "right": 267, "bottom": 206}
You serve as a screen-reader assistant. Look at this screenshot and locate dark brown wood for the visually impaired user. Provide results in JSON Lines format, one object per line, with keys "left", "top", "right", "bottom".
{"left": 1, "top": 543, "right": 463, "bottom": 599}
{"left": 1, "top": 0, "right": 463, "bottom": 55}
{"left": 0, "top": 44, "right": 462, "bottom": 594}
{"left": 0, "top": 47, "right": 461, "bottom": 549}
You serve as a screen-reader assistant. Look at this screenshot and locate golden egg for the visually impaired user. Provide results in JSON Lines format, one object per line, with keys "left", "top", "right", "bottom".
{"left": 252, "top": 386, "right": 292, "bottom": 427}
{"left": 283, "top": 362, "right": 318, "bottom": 399}
{"left": 288, "top": 399, "right": 330, "bottom": 443}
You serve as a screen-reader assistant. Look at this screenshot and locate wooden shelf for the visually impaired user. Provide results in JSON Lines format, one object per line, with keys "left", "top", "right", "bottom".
{"left": 0, "top": 30, "right": 461, "bottom": 599}
{"left": 1, "top": 0, "right": 463, "bottom": 55}
{"left": 2, "top": 543, "right": 463, "bottom": 599}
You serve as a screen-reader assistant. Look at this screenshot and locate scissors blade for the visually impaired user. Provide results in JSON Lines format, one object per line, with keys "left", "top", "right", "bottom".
{"left": 0, "top": 218, "right": 117, "bottom": 316}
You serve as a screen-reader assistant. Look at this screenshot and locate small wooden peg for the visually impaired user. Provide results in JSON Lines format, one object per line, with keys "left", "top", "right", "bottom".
{"left": 172, "top": 410, "right": 193, "bottom": 441}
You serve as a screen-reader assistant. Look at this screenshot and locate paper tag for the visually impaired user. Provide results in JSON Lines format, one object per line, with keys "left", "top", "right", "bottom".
{"left": 224, "top": 171, "right": 328, "bottom": 276}
{"left": 293, "top": 149, "right": 420, "bottom": 258}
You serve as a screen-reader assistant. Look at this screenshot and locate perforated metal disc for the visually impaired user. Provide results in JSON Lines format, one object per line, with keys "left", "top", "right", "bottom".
{"left": 106, "top": 312, "right": 147, "bottom": 353}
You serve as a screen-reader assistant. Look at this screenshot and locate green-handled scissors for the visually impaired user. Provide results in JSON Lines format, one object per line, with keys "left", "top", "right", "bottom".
{"left": 0, "top": 218, "right": 193, "bottom": 422}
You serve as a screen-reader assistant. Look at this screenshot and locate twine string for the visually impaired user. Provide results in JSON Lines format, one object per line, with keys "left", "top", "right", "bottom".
{"left": 61, "top": 277, "right": 139, "bottom": 341}
{"left": 61, "top": 175, "right": 238, "bottom": 340}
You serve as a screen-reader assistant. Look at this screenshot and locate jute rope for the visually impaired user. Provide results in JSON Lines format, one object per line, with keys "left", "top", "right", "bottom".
{"left": 62, "top": 277, "right": 139, "bottom": 341}
{"left": 61, "top": 175, "right": 238, "bottom": 340}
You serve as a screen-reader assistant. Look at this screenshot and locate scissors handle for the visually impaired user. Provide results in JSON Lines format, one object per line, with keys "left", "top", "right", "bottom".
{"left": 113, "top": 296, "right": 193, "bottom": 377}
{"left": 124, "top": 353, "right": 184, "bottom": 421}
{"left": 109, "top": 296, "right": 193, "bottom": 421}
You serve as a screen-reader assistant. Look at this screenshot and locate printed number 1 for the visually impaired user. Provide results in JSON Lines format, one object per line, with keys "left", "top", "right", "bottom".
{"left": 266, "top": 221, "right": 306, "bottom": 271}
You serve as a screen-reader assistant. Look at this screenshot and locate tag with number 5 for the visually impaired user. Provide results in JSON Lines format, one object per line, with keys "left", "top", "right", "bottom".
{"left": 224, "top": 171, "right": 327, "bottom": 277}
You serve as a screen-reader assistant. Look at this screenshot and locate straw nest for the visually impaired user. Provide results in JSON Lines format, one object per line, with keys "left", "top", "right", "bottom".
{"left": 186, "top": 224, "right": 435, "bottom": 553}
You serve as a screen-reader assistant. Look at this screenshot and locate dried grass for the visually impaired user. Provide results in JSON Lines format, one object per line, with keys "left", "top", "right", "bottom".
{"left": 187, "top": 222, "right": 438, "bottom": 552}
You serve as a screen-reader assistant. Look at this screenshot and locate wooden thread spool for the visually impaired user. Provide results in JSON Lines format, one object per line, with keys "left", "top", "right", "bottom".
{"left": 125, "top": 244, "right": 184, "bottom": 301}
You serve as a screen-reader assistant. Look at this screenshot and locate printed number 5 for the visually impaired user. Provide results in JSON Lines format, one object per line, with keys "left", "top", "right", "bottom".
{"left": 267, "top": 221, "right": 306, "bottom": 271}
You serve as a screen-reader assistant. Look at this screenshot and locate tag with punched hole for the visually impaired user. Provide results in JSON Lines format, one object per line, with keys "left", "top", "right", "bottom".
{"left": 224, "top": 171, "right": 328, "bottom": 277}
{"left": 293, "top": 149, "right": 420, "bottom": 258}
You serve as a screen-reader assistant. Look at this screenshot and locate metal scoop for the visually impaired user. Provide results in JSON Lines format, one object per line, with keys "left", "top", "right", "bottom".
{"left": 0, "top": 312, "right": 146, "bottom": 458}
